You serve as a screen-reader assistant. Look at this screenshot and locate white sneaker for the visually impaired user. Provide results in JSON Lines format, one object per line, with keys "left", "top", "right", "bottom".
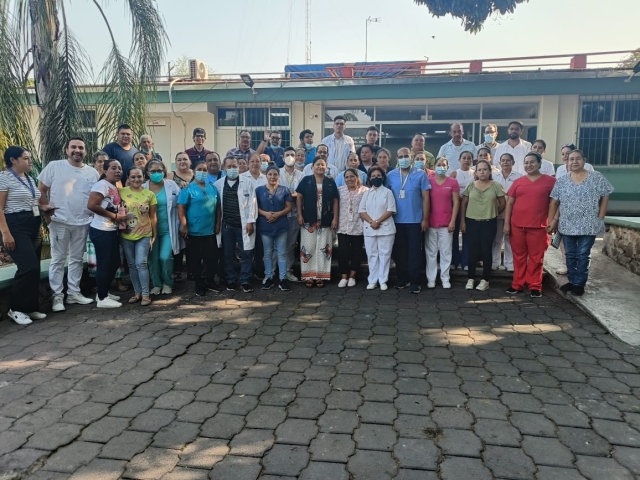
{"left": 338, "top": 279, "right": 348, "bottom": 288}
{"left": 427, "top": 282, "right": 436, "bottom": 289}
{"left": 96, "top": 297, "right": 122, "bottom": 309}
{"left": 347, "top": 278, "right": 356, "bottom": 287}
{"left": 380, "top": 283, "right": 388, "bottom": 291}
{"left": 491, "top": 266, "right": 499, "bottom": 271}
{"left": 66, "top": 293, "right": 93, "bottom": 305}
{"left": 506, "top": 267, "right": 514, "bottom": 273}
{"left": 498, "top": 266, "right": 507, "bottom": 271}
{"left": 150, "top": 287, "right": 161, "bottom": 295}
{"left": 476, "top": 280, "right": 490, "bottom": 291}
{"left": 463, "top": 266, "right": 468, "bottom": 271}
{"left": 465, "top": 280, "right": 475, "bottom": 290}
{"left": 285, "top": 271, "right": 299, "bottom": 282}
{"left": 28, "top": 312, "right": 47, "bottom": 320}
{"left": 366, "top": 283, "right": 377, "bottom": 290}
{"left": 442, "top": 281, "right": 452, "bottom": 289}
{"left": 51, "top": 296, "right": 65, "bottom": 312}
{"left": 8, "top": 310, "right": 32, "bottom": 325}
{"left": 96, "top": 293, "right": 120, "bottom": 302}
{"left": 556, "top": 267, "right": 568, "bottom": 275}
{"left": 161, "top": 285, "right": 172, "bottom": 294}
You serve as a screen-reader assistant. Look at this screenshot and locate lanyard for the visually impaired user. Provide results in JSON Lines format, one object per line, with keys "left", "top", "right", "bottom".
{"left": 399, "top": 170, "right": 411, "bottom": 190}
{"left": 9, "top": 169, "right": 35, "bottom": 198}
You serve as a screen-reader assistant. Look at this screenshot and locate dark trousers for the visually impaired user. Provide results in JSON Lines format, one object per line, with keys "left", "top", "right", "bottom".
{"left": 393, "top": 223, "right": 423, "bottom": 286}
{"left": 222, "top": 223, "right": 253, "bottom": 285}
{"left": 452, "top": 214, "right": 468, "bottom": 268}
{"left": 89, "top": 227, "right": 120, "bottom": 300}
{"left": 337, "top": 233, "right": 364, "bottom": 275}
{"left": 253, "top": 231, "right": 265, "bottom": 278}
{"left": 466, "top": 217, "right": 497, "bottom": 281}
{"left": 186, "top": 235, "right": 219, "bottom": 288}
{"left": 2, "top": 212, "right": 41, "bottom": 313}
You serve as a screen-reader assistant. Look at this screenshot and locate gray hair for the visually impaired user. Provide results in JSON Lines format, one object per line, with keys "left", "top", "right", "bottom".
{"left": 139, "top": 134, "right": 152, "bottom": 144}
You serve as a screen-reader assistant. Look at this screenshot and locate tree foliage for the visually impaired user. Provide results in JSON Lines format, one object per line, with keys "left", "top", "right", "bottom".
{"left": 170, "top": 54, "right": 218, "bottom": 78}
{"left": 414, "top": 0, "right": 529, "bottom": 33}
{"left": 619, "top": 48, "right": 640, "bottom": 69}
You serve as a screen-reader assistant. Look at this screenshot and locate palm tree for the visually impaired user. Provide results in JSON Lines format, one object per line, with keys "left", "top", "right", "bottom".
{"left": 0, "top": 0, "right": 168, "bottom": 167}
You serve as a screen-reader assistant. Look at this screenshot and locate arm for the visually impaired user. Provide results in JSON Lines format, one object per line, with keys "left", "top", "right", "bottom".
{"left": 87, "top": 191, "right": 126, "bottom": 222}
{"left": 215, "top": 200, "right": 222, "bottom": 235}
{"left": 459, "top": 195, "right": 468, "bottom": 233}
{"left": 178, "top": 204, "right": 188, "bottom": 238}
{"left": 497, "top": 195, "right": 506, "bottom": 215}
{"left": 256, "top": 130, "right": 270, "bottom": 155}
{"left": 503, "top": 196, "right": 515, "bottom": 235}
{"left": 421, "top": 190, "right": 430, "bottom": 232}
{"left": 547, "top": 199, "right": 560, "bottom": 233}
{"left": 449, "top": 171, "right": 457, "bottom": 179}
{"left": 149, "top": 204, "right": 157, "bottom": 249}
{"left": 37, "top": 182, "right": 49, "bottom": 206}
{"left": 598, "top": 196, "right": 609, "bottom": 219}
{"left": 331, "top": 197, "right": 339, "bottom": 230}
{"left": 0, "top": 192, "right": 15, "bottom": 251}
{"left": 449, "top": 192, "right": 460, "bottom": 233}
{"left": 296, "top": 186, "right": 305, "bottom": 226}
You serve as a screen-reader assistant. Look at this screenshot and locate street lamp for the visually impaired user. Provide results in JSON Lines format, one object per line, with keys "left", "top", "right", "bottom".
{"left": 365, "top": 16, "right": 381, "bottom": 63}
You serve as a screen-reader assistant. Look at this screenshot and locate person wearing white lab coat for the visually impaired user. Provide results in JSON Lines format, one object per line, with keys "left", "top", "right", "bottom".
{"left": 214, "top": 157, "right": 258, "bottom": 292}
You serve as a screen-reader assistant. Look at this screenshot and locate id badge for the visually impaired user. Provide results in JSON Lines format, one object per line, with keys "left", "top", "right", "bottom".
{"left": 399, "top": 189, "right": 405, "bottom": 199}
{"left": 32, "top": 204, "right": 40, "bottom": 217}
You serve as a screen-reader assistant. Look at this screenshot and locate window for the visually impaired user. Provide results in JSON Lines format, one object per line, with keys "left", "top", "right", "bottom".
{"left": 376, "top": 106, "right": 426, "bottom": 121}
{"left": 325, "top": 107, "right": 374, "bottom": 123}
{"left": 220, "top": 103, "right": 292, "bottom": 150}
{"left": 577, "top": 96, "right": 640, "bottom": 166}
{"left": 482, "top": 103, "right": 538, "bottom": 120}
{"left": 78, "top": 109, "right": 98, "bottom": 149}
{"left": 218, "top": 108, "right": 243, "bottom": 127}
{"left": 428, "top": 104, "right": 481, "bottom": 121}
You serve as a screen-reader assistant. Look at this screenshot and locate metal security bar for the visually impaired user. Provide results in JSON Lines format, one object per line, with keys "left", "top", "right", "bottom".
{"left": 224, "top": 103, "right": 292, "bottom": 150}
{"left": 578, "top": 95, "right": 640, "bottom": 167}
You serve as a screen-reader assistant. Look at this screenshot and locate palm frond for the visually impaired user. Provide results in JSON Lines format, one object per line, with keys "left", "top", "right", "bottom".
{"left": 125, "top": 0, "right": 168, "bottom": 82}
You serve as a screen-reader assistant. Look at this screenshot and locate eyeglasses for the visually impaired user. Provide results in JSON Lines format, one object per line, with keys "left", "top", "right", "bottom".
{"left": 398, "top": 155, "right": 410, "bottom": 159}
{"left": 271, "top": 137, "right": 281, "bottom": 141}
{"left": 240, "top": 135, "right": 251, "bottom": 140}
{"left": 334, "top": 122, "right": 345, "bottom": 126}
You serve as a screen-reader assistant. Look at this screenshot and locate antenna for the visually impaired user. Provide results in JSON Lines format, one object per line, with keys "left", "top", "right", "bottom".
{"left": 305, "top": 0, "right": 311, "bottom": 64}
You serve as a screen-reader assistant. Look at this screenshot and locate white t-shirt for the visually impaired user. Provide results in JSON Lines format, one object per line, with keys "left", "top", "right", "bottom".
{"left": 556, "top": 163, "right": 594, "bottom": 179}
{"left": 541, "top": 159, "right": 556, "bottom": 177}
{"left": 240, "top": 171, "right": 267, "bottom": 188}
{"left": 358, "top": 186, "right": 397, "bottom": 237}
{"left": 38, "top": 160, "right": 99, "bottom": 225}
{"left": 89, "top": 180, "right": 120, "bottom": 231}
{"left": 493, "top": 139, "right": 532, "bottom": 175}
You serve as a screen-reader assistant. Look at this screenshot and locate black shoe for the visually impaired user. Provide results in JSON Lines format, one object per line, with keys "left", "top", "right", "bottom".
{"left": 506, "top": 287, "right": 523, "bottom": 294}
{"left": 395, "top": 281, "right": 410, "bottom": 290}
{"left": 195, "top": 286, "right": 206, "bottom": 297}
{"left": 409, "top": 284, "right": 421, "bottom": 294}
{"left": 242, "top": 284, "right": 254, "bottom": 293}
{"left": 205, "top": 282, "right": 222, "bottom": 293}
{"left": 279, "top": 279, "right": 291, "bottom": 292}
{"left": 226, "top": 283, "right": 237, "bottom": 291}
{"left": 262, "top": 278, "right": 274, "bottom": 290}
{"left": 570, "top": 285, "right": 585, "bottom": 296}
{"left": 530, "top": 290, "right": 542, "bottom": 298}
{"left": 560, "top": 283, "right": 574, "bottom": 293}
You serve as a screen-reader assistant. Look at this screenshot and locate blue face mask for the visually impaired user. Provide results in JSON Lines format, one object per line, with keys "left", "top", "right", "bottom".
{"left": 414, "top": 161, "right": 425, "bottom": 170}
{"left": 149, "top": 172, "right": 164, "bottom": 183}
{"left": 305, "top": 144, "right": 315, "bottom": 150}
{"left": 195, "top": 171, "right": 208, "bottom": 182}
{"left": 398, "top": 158, "right": 411, "bottom": 169}
{"left": 295, "top": 162, "right": 305, "bottom": 168}
{"left": 226, "top": 168, "right": 239, "bottom": 179}
{"left": 260, "top": 163, "right": 269, "bottom": 172}
{"left": 435, "top": 166, "right": 448, "bottom": 175}
{"left": 485, "top": 134, "right": 494, "bottom": 143}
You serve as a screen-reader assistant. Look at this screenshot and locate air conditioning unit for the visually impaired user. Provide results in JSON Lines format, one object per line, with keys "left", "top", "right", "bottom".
{"left": 189, "top": 59, "right": 209, "bottom": 81}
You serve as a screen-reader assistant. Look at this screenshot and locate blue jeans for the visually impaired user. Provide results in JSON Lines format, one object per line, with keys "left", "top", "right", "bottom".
{"left": 222, "top": 222, "right": 253, "bottom": 284}
{"left": 262, "top": 231, "right": 288, "bottom": 281}
{"left": 563, "top": 235, "right": 596, "bottom": 287}
{"left": 121, "top": 237, "right": 151, "bottom": 297}
{"left": 89, "top": 227, "right": 120, "bottom": 300}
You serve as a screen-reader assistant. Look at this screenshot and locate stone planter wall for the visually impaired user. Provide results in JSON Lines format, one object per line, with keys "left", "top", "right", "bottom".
{"left": 603, "top": 220, "right": 640, "bottom": 275}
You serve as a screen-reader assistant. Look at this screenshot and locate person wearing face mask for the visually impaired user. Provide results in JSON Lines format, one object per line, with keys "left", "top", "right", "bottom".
{"left": 298, "top": 129, "right": 317, "bottom": 165}
{"left": 257, "top": 130, "right": 285, "bottom": 168}
{"left": 294, "top": 148, "right": 306, "bottom": 172}
{"left": 449, "top": 151, "right": 475, "bottom": 271}
{"left": 336, "top": 153, "right": 368, "bottom": 187}
{"left": 437, "top": 123, "right": 476, "bottom": 173}
{"left": 412, "top": 152, "right": 435, "bottom": 178}
{"left": 410, "top": 134, "right": 436, "bottom": 170}
{"left": 426, "top": 157, "right": 460, "bottom": 289}
{"left": 476, "top": 124, "right": 500, "bottom": 158}
{"left": 178, "top": 163, "right": 222, "bottom": 297}
{"left": 241, "top": 152, "right": 268, "bottom": 188}
{"left": 144, "top": 160, "right": 182, "bottom": 296}
{"left": 280, "top": 147, "right": 305, "bottom": 282}
{"left": 303, "top": 144, "right": 339, "bottom": 178}
{"left": 214, "top": 157, "right": 258, "bottom": 293}
{"left": 387, "top": 147, "right": 431, "bottom": 294}
{"left": 493, "top": 121, "right": 532, "bottom": 174}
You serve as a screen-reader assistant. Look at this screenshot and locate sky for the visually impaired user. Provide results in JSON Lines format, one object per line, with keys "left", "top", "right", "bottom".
{"left": 64, "top": 0, "right": 638, "bottom": 78}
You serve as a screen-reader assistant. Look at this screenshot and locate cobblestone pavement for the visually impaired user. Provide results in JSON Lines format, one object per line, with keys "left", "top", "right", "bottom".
{"left": 0, "top": 278, "right": 639, "bottom": 480}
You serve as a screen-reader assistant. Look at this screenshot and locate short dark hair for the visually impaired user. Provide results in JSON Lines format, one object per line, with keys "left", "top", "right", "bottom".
{"left": 360, "top": 144, "right": 374, "bottom": 154}
{"left": 299, "top": 129, "right": 314, "bottom": 140}
{"left": 193, "top": 127, "right": 206, "bottom": 137}
{"left": 334, "top": 115, "right": 346, "bottom": 123}
{"left": 508, "top": 120, "right": 524, "bottom": 129}
{"left": 569, "top": 149, "right": 587, "bottom": 161}
{"left": 316, "top": 143, "right": 329, "bottom": 152}
{"left": 524, "top": 152, "right": 542, "bottom": 164}
{"left": 284, "top": 146, "right": 296, "bottom": 153}
{"left": 312, "top": 155, "right": 327, "bottom": 166}
{"left": 239, "top": 129, "right": 251, "bottom": 137}
{"left": 270, "top": 130, "right": 281, "bottom": 136}
{"left": 128, "top": 165, "right": 145, "bottom": 179}
{"left": 499, "top": 153, "right": 515, "bottom": 163}
{"left": 66, "top": 137, "right": 85, "bottom": 148}
{"left": 476, "top": 147, "right": 492, "bottom": 158}
{"left": 145, "top": 159, "right": 166, "bottom": 179}
{"left": 117, "top": 124, "right": 132, "bottom": 132}
{"left": 223, "top": 156, "right": 238, "bottom": 167}
{"left": 367, "top": 166, "right": 387, "bottom": 186}
{"left": 205, "top": 151, "right": 220, "bottom": 160}
{"left": 366, "top": 126, "right": 379, "bottom": 133}
{"left": 99, "top": 158, "right": 121, "bottom": 180}
{"left": 561, "top": 143, "right": 576, "bottom": 151}
{"left": 475, "top": 160, "right": 493, "bottom": 180}
{"left": 4, "top": 146, "right": 26, "bottom": 168}
{"left": 532, "top": 139, "right": 547, "bottom": 149}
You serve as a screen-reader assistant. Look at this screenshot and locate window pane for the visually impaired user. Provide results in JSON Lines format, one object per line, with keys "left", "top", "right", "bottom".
{"left": 611, "top": 127, "right": 640, "bottom": 165}
{"left": 615, "top": 100, "right": 640, "bottom": 122}
{"left": 581, "top": 101, "right": 612, "bottom": 123}
{"left": 578, "top": 127, "right": 609, "bottom": 165}
{"left": 325, "top": 107, "right": 374, "bottom": 123}
{"left": 376, "top": 106, "right": 426, "bottom": 121}
{"left": 428, "top": 104, "right": 481, "bottom": 121}
{"left": 218, "top": 108, "right": 243, "bottom": 127}
{"left": 270, "top": 108, "right": 290, "bottom": 127}
{"left": 245, "top": 108, "right": 268, "bottom": 127}
{"left": 482, "top": 103, "right": 538, "bottom": 120}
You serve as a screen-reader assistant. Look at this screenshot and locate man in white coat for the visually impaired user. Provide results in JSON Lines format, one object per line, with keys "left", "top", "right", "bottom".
{"left": 214, "top": 156, "right": 257, "bottom": 293}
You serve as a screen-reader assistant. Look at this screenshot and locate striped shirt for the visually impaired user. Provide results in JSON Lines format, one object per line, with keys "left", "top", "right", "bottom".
{"left": 0, "top": 170, "right": 41, "bottom": 214}
{"left": 222, "top": 179, "right": 242, "bottom": 228}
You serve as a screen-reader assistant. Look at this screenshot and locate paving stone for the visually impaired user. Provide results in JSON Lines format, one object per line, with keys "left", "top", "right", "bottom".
{"left": 613, "top": 446, "right": 640, "bottom": 475}
{"left": 483, "top": 445, "right": 536, "bottom": 480}
{"left": 431, "top": 407, "right": 473, "bottom": 429}
{"left": 543, "top": 404, "right": 591, "bottom": 428}
{"left": 440, "top": 456, "right": 492, "bottom": 480}
{"left": 437, "top": 429, "right": 482, "bottom": 457}
{"left": 592, "top": 419, "right": 640, "bottom": 446}
{"left": 296, "top": 380, "right": 331, "bottom": 398}
{"left": 208, "top": 455, "right": 261, "bottom": 480}
{"left": 299, "top": 461, "right": 349, "bottom": 480}
{"left": 124, "top": 447, "right": 180, "bottom": 479}
{"left": 109, "top": 397, "right": 154, "bottom": 418}
{"left": 287, "top": 398, "right": 326, "bottom": 419}
{"left": 467, "top": 398, "right": 509, "bottom": 420}
{"left": 331, "top": 374, "right": 365, "bottom": 391}
{"left": 229, "top": 429, "right": 275, "bottom": 457}
{"left": 535, "top": 466, "right": 589, "bottom": 480}
{"left": 357, "top": 401, "right": 397, "bottom": 424}
{"left": 501, "top": 392, "right": 543, "bottom": 413}
{"left": 200, "top": 413, "right": 245, "bottom": 439}
{"left": 154, "top": 391, "right": 196, "bottom": 410}
{"left": 260, "top": 387, "right": 297, "bottom": 407}
{"left": 262, "top": 444, "right": 310, "bottom": 476}
{"left": 575, "top": 455, "right": 634, "bottom": 480}
{"left": 195, "top": 384, "right": 233, "bottom": 403}
{"left": 153, "top": 422, "right": 200, "bottom": 449}
{"left": 325, "top": 391, "right": 362, "bottom": 410}
{"left": 576, "top": 399, "right": 623, "bottom": 420}
{"left": 394, "top": 414, "right": 436, "bottom": 439}
{"left": 347, "top": 450, "right": 397, "bottom": 480}
{"left": 395, "top": 394, "right": 433, "bottom": 415}
{"left": 510, "top": 412, "right": 556, "bottom": 437}
{"left": 100, "top": 431, "right": 153, "bottom": 460}
{"left": 394, "top": 437, "right": 439, "bottom": 470}
{"left": 557, "top": 427, "right": 611, "bottom": 456}
{"left": 276, "top": 418, "right": 318, "bottom": 445}
{"left": 395, "top": 378, "right": 430, "bottom": 395}
{"left": 309, "top": 433, "right": 355, "bottom": 463}
{"left": 0, "top": 448, "right": 48, "bottom": 475}
{"left": 428, "top": 387, "right": 467, "bottom": 407}
{"left": 522, "top": 435, "right": 575, "bottom": 467}
{"left": 245, "top": 405, "right": 287, "bottom": 429}
{"left": 395, "top": 469, "right": 438, "bottom": 480}
{"left": 61, "top": 402, "right": 109, "bottom": 425}
{"left": 24, "top": 422, "right": 82, "bottom": 451}
{"left": 318, "top": 410, "right": 359, "bottom": 434}
{"left": 11, "top": 408, "right": 62, "bottom": 433}
{"left": 82, "top": 416, "right": 131, "bottom": 442}
{"left": 474, "top": 418, "right": 522, "bottom": 447}
{"left": 354, "top": 424, "right": 397, "bottom": 451}
{"left": 68, "top": 458, "right": 126, "bottom": 480}
{"left": 218, "top": 395, "right": 259, "bottom": 415}
{"left": 178, "top": 437, "right": 228, "bottom": 469}
{"left": 44, "top": 441, "right": 101, "bottom": 473}
{"left": 176, "top": 402, "right": 217, "bottom": 424}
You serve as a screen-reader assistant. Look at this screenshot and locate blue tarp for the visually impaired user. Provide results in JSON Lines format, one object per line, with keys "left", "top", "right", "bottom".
{"left": 284, "top": 61, "right": 423, "bottom": 79}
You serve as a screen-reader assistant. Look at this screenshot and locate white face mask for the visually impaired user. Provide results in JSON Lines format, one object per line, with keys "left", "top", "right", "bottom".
{"left": 284, "top": 155, "right": 295, "bottom": 167}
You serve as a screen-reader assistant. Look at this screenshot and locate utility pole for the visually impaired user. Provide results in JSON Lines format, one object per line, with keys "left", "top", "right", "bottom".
{"left": 305, "top": 0, "right": 312, "bottom": 64}
{"left": 365, "top": 16, "right": 381, "bottom": 63}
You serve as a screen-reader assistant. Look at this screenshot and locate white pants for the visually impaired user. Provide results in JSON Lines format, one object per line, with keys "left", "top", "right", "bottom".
{"left": 492, "top": 218, "right": 513, "bottom": 269}
{"left": 49, "top": 222, "right": 89, "bottom": 296}
{"left": 364, "top": 234, "right": 394, "bottom": 285}
{"left": 425, "top": 227, "right": 453, "bottom": 284}
{"left": 285, "top": 216, "right": 299, "bottom": 272}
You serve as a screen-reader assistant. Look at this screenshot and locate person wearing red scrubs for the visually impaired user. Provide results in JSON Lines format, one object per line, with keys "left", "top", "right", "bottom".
{"left": 503, "top": 152, "right": 556, "bottom": 298}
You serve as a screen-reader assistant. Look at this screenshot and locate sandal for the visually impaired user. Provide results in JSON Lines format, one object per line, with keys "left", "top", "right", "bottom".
{"left": 141, "top": 297, "right": 152, "bottom": 306}
{"left": 305, "top": 280, "right": 315, "bottom": 288}
{"left": 128, "top": 295, "right": 141, "bottom": 304}
{"left": 316, "top": 280, "right": 325, "bottom": 288}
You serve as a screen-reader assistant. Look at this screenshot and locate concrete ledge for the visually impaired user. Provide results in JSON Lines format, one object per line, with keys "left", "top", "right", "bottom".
{"left": 0, "top": 259, "right": 53, "bottom": 290}
{"left": 605, "top": 216, "right": 640, "bottom": 230}
{"left": 544, "top": 238, "right": 640, "bottom": 346}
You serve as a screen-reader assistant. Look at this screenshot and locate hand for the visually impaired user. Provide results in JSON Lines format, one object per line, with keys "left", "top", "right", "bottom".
{"left": 246, "top": 223, "right": 254, "bottom": 236}
{"left": 267, "top": 212, "right": 278, "bottom": 223}
{"left": 40, "top": 205, "right": 57, "bottom": 214}
{"left": 503, "top": 224, "right": 510, "bottom": 236}
{"left": 546, "top": 224, "right": 555, "bottom": 234}
{"left": 264, "top": 130, "right": 271, "bottom": 142}
{"left": 149, "top": 237, "right": 156, "bottom": 251}
{"left": 298, "top": 217, "right": 304, "bottom": 226}
{"left": 460, "top": 221, "right": 466, "bottom": 233}
{"left": 2, "top": 232, "right": 15, "bottom": 251}
{"left": 421, "top": 219, "right": 429, "bottom": 232}
{"left": 447, "top": 221, "right": 455, "bottom": 233}
{"left": 370, "top": 220, "right": 380, "bottom": 230}
{"left": 331, "top": 219, "right": 338, "bottom": 230}
{"left": 180, "top": 225, "right": 188, "bottom": 239}
{"left": 115, "top": 212, "right": 127, "bottom": 223}
{"left": 215, "top": 223, "right": 221, "bottom": 235}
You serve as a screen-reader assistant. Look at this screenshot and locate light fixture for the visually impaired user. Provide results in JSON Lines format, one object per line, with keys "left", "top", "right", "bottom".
{"left": 240, "top": 74, "right": 254, "bottom": 88}
{"left": 435, "top": 130, "right": 446, "bottom": 134}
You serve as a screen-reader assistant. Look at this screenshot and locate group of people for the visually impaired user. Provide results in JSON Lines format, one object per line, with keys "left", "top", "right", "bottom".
{"left": 0, "top": 118, "right": 613, "bottom": 325}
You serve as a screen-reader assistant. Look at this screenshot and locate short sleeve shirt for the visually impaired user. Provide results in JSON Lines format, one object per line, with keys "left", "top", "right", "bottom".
{"left": 462, "top": 181, "right": 505, "bottom": 220}
{"left": 177, "top": 182, "right": 219, "bottom": 236}
{"left": 337, "top": 185, "right": 368, "bottom": 235}
{"left": 119, "top": 187, "right": 158, "bottom": 241}
{"left": 102, "top": 142, "right": 138, "bottom": 184}
{"left": 358, "top": 186, "right": 397, "bottom": 236}
{"left": 255, "top": 185, "right": 292, "bottom": 236}
{"left": 0, "top": 170, "right": 41, "bottom": 214}
{"left": 386, "top": 168, "right": 431, "bottom": 224}
{"left": 90, "top": 180, "right": 121, "bottom": 231}
{"left": 550, "top": 171, "right": 614, "bottom": 236}
{"left": 508, "top": 175, "right": 556, "bottom": 228}
{"left": 428, "top": 176, "right": 460, "bottom": 228}
{"left": 493, "top": 170, "right": 523, "bottom": 219}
